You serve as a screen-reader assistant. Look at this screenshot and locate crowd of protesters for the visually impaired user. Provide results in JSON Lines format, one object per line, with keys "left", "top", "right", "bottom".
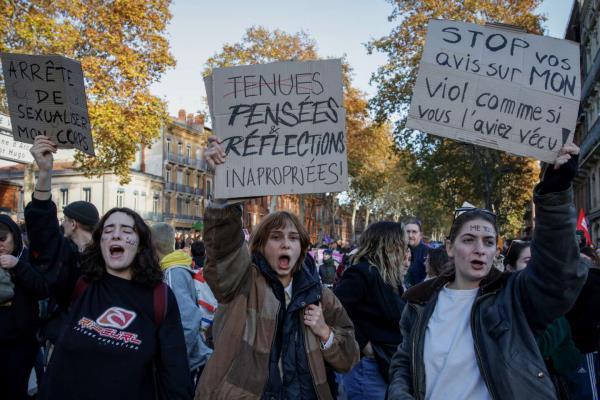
{"left": 0, "top": 134, "right": 598, "bottom": 399}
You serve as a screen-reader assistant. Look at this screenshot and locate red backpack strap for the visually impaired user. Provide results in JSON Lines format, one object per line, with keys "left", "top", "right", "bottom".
{"left": 71, "top": 276, "right": 89, "bottom": 305}
{"left": 153, "top": 282, "right": 168, "bottom": 326}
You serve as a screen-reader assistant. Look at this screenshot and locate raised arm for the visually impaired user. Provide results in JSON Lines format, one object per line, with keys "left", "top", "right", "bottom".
{"left": 516, "top": 143, "right": 588, "bottom": 333}
{"left": 25, "top": 135, "right": 79, "bottom": 304}
{"left": 202, "top": 136, "right": 252, "bottom": 303}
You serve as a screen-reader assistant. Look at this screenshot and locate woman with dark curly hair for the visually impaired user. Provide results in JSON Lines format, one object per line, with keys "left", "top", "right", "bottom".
{"left": 38, "top": 208, "right": 193, "bottom": 400}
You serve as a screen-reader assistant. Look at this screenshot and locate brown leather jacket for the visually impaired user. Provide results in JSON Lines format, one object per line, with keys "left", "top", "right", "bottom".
{"left": 195, "top": 204, "right": 359, "bottom": 399}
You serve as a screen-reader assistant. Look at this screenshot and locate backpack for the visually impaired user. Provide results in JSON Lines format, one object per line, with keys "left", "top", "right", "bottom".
{"left": 192, "top": 268, "right": 218, "bottom": 336}
{"left": 71, "top": 276, "right": 168, "bottom": 326}
{"left": 163, "top": 266, "right": 217, "bottom": 337}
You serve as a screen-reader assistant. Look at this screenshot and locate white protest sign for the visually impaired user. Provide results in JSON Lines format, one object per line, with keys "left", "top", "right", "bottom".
{"left": 1, "top": 53, "right": 94, "bottom": 155}
{"left": 0, "top": 113, "right": 33, "bottom": 164}
{"left": 206, "top": 59, "right": 347, "bottom": 198}
{"left": 406, "top": 20, "right": 580, "bottom": 162}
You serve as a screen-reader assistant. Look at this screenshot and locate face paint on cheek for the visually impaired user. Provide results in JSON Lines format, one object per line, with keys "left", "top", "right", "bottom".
{"left": 124, "top": 236, "right": 139, "bottom": 247}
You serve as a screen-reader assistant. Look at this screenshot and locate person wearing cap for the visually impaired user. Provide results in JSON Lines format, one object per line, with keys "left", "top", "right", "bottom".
{"left": 0, "top": 215, "right": 50, "bottom": 400}
{"left": 24, "top": 135, "right": 100, "bottom": 349}
{"left": 62, "top": 201, "right": 99, "bottom": 252}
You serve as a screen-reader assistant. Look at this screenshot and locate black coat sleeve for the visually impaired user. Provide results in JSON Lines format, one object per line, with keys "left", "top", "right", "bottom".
{"left": 12, "top": 258, "right": 50, "bottom": 299}
{"left": 25, "top": 197, "right": 81, "bottom": 306}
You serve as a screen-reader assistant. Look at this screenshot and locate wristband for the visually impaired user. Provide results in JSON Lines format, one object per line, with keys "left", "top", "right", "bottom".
{"left": 35, "top": 187, "right": 51, "bottom": 192}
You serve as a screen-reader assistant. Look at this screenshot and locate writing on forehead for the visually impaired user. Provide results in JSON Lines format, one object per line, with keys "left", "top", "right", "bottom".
{"left": 469, "top": 224, "right": 493, "bottom": 233}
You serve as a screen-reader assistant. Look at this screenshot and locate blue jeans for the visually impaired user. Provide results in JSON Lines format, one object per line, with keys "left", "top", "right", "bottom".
{"left": 342, "top": 356, "right": 387, "bottom": 400}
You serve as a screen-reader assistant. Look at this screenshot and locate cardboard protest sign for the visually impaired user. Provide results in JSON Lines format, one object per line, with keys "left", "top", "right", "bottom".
{"left": 1, "top": 53, "right": 94, "bottom": 155}
{"left": 406, "top": 20, "right": 580, "bottom": 162}
{"left": 205, "top": 59, "right": 347, "bottom": 198}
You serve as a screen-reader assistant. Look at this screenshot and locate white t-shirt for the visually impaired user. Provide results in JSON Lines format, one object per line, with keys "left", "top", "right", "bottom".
{"left": 423, "top": 286, "right": 491, "bottom": 400}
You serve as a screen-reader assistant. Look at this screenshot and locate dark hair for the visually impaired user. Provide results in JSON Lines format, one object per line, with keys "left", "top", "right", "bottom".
{"left": 403, "top": 217, "right": 422, "bottom": 232}
{"left": 81, "top": 208, "right": 163, "bottom": 287}
{"left": 249, "top": 211, "right": 310, "bottom": 273}
{"left": 427, "top": 247, "right": 450, "bottom": 277}
{"left": 449, "top": 210, "right": 497, "bottom": 244}
{"left": 191, "top": 240, "right": 205, "bottom": 258}
{"left": 503, "top": 240, "right": 531, "bottom": 270}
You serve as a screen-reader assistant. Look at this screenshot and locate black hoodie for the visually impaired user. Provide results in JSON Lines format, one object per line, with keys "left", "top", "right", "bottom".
{"left": 0, "top": 214, "right": 49, "bottom": 343}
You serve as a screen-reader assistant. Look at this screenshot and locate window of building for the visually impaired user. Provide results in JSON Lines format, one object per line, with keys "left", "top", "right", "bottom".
{"left": 186, "top": 144, "right": 191, "bottom": 161}
{"left": 196, "top": 174, "right": 202, "bottom": 189}
{"left": 83, "top": 187, "right": 91, "bottom": 202}
{"left": 185, "top": 199, "right": 191, "bottom": 216}
{"left": 153, "top": 193, "right": 160, "bottom": 214}
{"left": 60, "top": 188, "right": 69, "bottom": 208}
{"left": 186, "top": 171, "right": 190, "bottom": 186}
{"left": 166, "top": 138, "right": 172, "bottom": 155}
{"left": 177, "top": 169, "right": 183, "bottom": 185}
{"left": 176, "top": 196, "right": 183, "bottom": 214}
{"left": 206, "top": 180, "right": 212, "bottom": 198}
{"left": 177, "top": 142, "right": 183, "bottom": 156}
{"left": 165, "top": 194, "right": 171, "bottom": 214}
{"left": 133, "top": 190, "right": 139, "bottom": 211}
{"left": 116, "top": 188, "right": 124, "bottom": 208}
{"left": 166, "top": 168, "right": 171, "bottom": 183}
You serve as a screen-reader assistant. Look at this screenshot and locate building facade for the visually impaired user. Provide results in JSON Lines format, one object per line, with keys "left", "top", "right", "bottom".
{"left": 567, "top": 0, "right": 600, "bottom": 246}
{"left": 0, "top": 110, "right": 213, "bottom": 233}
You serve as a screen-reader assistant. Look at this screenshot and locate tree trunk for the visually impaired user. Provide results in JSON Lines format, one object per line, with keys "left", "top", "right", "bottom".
{"left": 351, "top": 201, "right": 358, "bottom": 242}
{"left": 269, "top": 195, "right": 278, "bottom": 213}
{"left": 299, "top": 194, "right": 305, "bottom": 222}
{"left": 365, "top": 208, "right": 371, "bottom": 229}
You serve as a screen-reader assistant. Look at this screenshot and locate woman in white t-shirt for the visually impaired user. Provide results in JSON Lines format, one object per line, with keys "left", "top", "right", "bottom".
{"left": 387, "top": 143, "right": 587, "bottom": 400}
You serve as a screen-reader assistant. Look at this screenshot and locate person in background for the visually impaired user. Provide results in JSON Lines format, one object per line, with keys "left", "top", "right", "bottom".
{"left": 191, "top": 241, "right": 206, "bottom": 270}
{"left": 319, "top": 249, "right": 338, "bottom": 288}
{"left": 505, "top": 239, "right": 582, "bottom": 399}
{"left": 335, "top": 221, "right": 408, "bottom": 399}
{"left": 424, "top": 247, "right": 449, "bottom": 280}
{"left": 0, "top": 216, "right": 49, "bottom": 400}
{"left": 152, "top": 223, "right": 209, "bottom": 386}
{"left": 403, "top": 218, "right": 428, "bottom": 287}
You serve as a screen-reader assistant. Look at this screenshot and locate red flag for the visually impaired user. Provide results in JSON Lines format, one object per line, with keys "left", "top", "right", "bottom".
{"left": 577, "top": 209, "right": 592, "bottom": 246}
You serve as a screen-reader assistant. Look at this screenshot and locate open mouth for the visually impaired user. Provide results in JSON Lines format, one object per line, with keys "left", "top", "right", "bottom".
{"left": 471, "top": 260, "right": 486, "bottom": 269}
{"left": 278, "top": 255, "right": 291, "bottom": 270}
{"left": 109, "top": 245, "right": 125, "bottom": 257}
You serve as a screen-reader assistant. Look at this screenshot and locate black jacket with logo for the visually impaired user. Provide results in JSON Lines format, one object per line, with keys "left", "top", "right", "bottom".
{"left": 38, "top": 273, "right": 193, "bottom": 400}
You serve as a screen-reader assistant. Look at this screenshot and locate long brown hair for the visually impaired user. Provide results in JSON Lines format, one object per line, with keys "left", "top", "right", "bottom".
{"left": 249, "top": 211, "right": 310, "bottom": 272}
{"left": 351, "top": 221, "right": 407, "bottom": 288}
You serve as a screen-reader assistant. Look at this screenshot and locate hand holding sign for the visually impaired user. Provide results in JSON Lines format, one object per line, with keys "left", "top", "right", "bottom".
{"left": 205, "top": 135, "right": 226, "bottom": 170}
{"left": 538, "top": 143, "right": 580, "bottom": 195}
{"left": 30, "top": 135, "right": 57, "bottom": 173}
